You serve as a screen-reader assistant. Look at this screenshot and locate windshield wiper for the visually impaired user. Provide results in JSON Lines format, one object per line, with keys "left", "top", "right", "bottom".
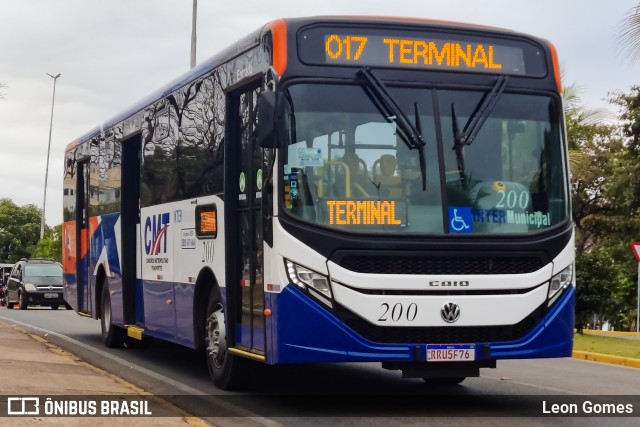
{"left": 358, "top": 67, "right": 427, "bottom": 190}
{"left": 451, "top": 75, "right": 508, "bottom": 188}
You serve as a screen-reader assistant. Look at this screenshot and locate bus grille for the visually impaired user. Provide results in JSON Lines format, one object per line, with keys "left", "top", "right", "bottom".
{"left": 340, "top": 304, "right": 546, "bottom": 344}
{"left": 338, "top": 255, "right": 544, "bottom": 275}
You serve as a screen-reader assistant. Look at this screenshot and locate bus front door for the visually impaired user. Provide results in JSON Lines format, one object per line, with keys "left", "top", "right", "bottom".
{"left": 229, "top": 84, "right": 265, "bottom": 356}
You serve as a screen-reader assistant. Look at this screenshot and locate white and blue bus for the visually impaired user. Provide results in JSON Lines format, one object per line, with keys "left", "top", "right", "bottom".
{"left": 63, "top": 16, "right": 574, "bottom": 389}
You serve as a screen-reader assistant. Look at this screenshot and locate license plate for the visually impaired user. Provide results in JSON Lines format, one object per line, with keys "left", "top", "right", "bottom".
{"left": 44, "top": 293, "right": 58, "bottom": 299}
{"left": 426, "top": 344, "right": 475, "bottom": 362}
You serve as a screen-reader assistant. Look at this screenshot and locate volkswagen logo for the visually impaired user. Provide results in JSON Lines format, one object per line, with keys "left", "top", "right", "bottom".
{"left": 441, "top": 302, "right": 461, "bottom": 323}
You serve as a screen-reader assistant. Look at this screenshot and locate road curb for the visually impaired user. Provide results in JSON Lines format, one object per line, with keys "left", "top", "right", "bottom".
{"left": 582, "top": 329, "right": 640, "bottom": 338}
{"left": 572, "top": 350, "right": 640, "bottom": 369}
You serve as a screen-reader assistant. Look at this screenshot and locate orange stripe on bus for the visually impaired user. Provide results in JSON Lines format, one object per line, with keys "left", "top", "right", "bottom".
{"left": 546, "top": 40, "right": 562, "bottom": 93}
{"left": 62, "top": 221, "right": 76, "bottom": 273}
{"left": 76, "top": 217, "right": 100, "bottom": 265}
{"left": 268, "top": 19, "right": 287, "bottom": 76}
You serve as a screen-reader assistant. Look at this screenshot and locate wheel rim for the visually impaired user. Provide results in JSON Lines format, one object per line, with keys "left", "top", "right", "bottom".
{"left": 205, "top": 305, "right": 227, "bottom": 369}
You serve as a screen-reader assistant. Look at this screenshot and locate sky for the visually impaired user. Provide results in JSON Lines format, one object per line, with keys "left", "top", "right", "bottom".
{"left": 0, "top": 0, "right": 638, "bottom": 228}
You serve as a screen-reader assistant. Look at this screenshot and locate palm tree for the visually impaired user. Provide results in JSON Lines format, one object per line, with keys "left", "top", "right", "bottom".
{"left": 618, "top": 3, "right": 640, "bottom": 61}
{"left": 562, "top": 80, "right": 610, "bottom": 170}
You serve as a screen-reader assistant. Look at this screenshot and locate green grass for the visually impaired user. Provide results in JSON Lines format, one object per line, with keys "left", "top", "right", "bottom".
{"left": 573, "top": 333, "right": 640, "bottom": 359}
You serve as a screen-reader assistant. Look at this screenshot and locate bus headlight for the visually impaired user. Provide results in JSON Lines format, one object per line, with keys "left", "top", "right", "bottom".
{"left": 548, "top": 264, "right": 573, "bottom": 305}
{"left": 285, "top": 260, "right": 332, "bottom": 301}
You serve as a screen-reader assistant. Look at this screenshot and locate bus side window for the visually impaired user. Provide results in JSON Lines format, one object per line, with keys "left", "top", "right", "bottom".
{"left": 141, "top": 144, "right": 178, "bottom": 206}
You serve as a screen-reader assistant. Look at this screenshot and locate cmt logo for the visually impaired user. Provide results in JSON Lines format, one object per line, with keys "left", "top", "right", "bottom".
{"left": 144, "top": 213, "right": 170, "bottom": 255}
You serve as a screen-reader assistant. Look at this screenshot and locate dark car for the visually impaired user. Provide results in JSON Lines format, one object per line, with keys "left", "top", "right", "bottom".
{"left": 6, "top": 259, "right": 66, "bottom": 310}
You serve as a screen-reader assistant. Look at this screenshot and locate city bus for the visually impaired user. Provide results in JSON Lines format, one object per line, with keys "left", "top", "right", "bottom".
{"left": 62, "top": 16, "right": 575, "bottom": 389}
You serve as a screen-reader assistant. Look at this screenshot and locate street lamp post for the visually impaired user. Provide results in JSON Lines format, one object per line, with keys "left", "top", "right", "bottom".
{"left": 40, "top": 73, "right": 61, "bottom": 240}
{"left": 190, "top": 0, "right": 197, "bottom": 69}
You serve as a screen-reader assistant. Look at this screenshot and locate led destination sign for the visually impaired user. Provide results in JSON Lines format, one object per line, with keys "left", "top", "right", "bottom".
{"left": 324, "top": 200, "right": 407, "bottom": 227}
{"left": 326, "top": 35, "right": 507, "bottom": 71}
{"left": 299, "top": 27, "right": 546, "bottom": 76}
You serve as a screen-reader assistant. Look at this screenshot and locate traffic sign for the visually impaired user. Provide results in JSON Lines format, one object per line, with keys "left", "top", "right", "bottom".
{"left": 632, "top": 242, "right": 640, "bottom": 262}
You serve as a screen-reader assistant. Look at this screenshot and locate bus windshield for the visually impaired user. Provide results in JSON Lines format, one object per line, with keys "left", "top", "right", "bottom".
{"left": 281, "top": 82, "right": 568, "bottom": 235}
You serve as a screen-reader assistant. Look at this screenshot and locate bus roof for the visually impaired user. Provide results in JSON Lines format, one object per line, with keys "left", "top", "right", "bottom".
{"left": 301, "top": 15, "right": 516, "bottom": 33}
{"left": 65, "top": 16, "right": 545, "bottom": 152}
{"left": 65, "top": 23, "right": 265, "bottom": 151}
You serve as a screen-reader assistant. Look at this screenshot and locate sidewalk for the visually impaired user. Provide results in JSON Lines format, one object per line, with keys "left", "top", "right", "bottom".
{"left": 0, "top": 320, "right": 209, "bottom": 426}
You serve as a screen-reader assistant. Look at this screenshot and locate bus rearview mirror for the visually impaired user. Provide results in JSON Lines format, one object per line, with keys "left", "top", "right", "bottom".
{"left": 258, "top": 91, "right": 282, "bottom": 149}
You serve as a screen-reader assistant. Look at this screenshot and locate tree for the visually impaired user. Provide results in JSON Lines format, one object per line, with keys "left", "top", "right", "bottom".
{"left": 570, "top": 124, "right": 621, "bottom": 253}
{"left": 602, "top": 87, "right": 640, "bottom": 330}
{"left": 565, "top": 83, "right": 618, "bottom": 328}
{"left": 0, "top": 198, "right": 43, "bottom": 263}
{"left": 575, "top": 249, "right": 617, "bottom": 329}
{"left": 32, "top": 224, "right": 62, "bottom": 262}
{"left": 618, "top": 3, "right": 640, "bottom": 61}
{"left": 569, "top": 85, "right": 640, "bottom": 331}
{"left": 563, "top": 81, "right": 615, "bottom": 253}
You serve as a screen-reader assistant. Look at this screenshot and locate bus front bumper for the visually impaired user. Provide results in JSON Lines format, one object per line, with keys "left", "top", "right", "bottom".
{"left": 265, "top": 284, "right": 575, "bottom": 364}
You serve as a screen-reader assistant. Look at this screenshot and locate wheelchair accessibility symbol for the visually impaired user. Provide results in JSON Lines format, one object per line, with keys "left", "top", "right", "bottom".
{"left": 448, "top": 207, "right": 472, "bottom": 233}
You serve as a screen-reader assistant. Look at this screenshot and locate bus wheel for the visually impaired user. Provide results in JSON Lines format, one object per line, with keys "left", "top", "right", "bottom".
{"left": 205, "top": 293, "right": 244, "bottom": 389}
{"left": 100, "top": 282, "right": 126, "bottom": 348}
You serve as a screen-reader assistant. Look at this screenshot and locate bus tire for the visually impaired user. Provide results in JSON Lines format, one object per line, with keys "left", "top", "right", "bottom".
{"left": 100, "top": 282, "right": 126, "bottom": 348}
{"left": 205, "top": 292, "right": 245, "bottom": 390}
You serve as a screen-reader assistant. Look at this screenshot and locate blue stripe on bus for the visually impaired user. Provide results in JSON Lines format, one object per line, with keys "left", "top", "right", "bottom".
{"left": 489, "top": 286, "right": 575, "bottom": 359}
{"left": 267, "top": 284, "right": 575, "bottom": 364}
{"left": 141, "top": 279, "right": 198, "bottom": 348}
{"left": 134, "top": 281, "right": 228, "bottom": 350}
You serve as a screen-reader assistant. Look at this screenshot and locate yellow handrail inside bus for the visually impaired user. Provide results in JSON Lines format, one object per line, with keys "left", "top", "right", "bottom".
{"left": 319, "top": 161, "right": 351, "bottom": 198}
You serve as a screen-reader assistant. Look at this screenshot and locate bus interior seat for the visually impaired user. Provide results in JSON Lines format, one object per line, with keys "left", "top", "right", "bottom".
{"left": 374, "top": 154, "right": 402, "bottom": 198}
{"left": 335, "top": 148, "right": 371, "bottom": 197}
{"left": 338, "top": 148, "right": 368, "bottom": 180}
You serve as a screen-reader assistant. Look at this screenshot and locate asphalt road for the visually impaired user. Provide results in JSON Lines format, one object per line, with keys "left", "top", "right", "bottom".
{"left": 1, "top": 307, "right": 639, "bottom": 427}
